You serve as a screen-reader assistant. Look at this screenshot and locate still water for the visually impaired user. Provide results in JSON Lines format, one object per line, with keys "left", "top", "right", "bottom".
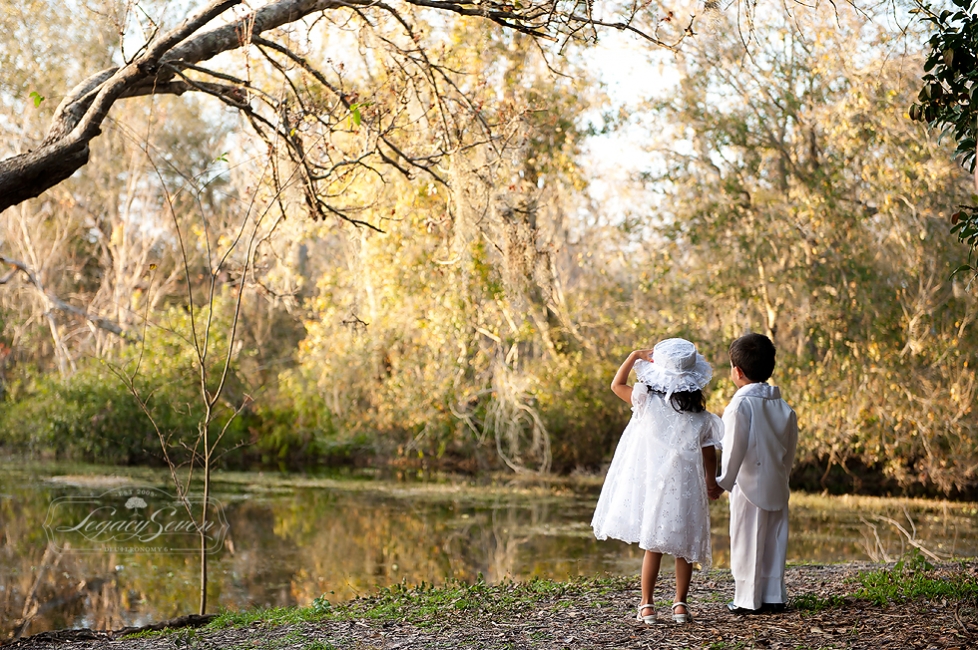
{"left": 2, "top": 462, "right": 977, "bottom": 639}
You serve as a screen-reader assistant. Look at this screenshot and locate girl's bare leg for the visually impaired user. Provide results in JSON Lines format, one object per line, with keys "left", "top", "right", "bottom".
{"left": 641, "top": 550, "right": 662, "bottom": 611}
{"left": 674, "top": 556, "right": 693, "bottom": 615}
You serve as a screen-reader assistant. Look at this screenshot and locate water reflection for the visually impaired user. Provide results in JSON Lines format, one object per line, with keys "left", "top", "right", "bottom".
{"left": 2, "top": 463, "right": 977, "bottom": 640}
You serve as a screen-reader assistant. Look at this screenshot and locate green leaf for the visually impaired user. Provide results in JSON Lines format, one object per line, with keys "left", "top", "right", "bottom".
{"left": 948, "top": 264, "right": 974, "bottom": 280}
{"left": 29, "top": 91, "right": 44, "bottom": 107}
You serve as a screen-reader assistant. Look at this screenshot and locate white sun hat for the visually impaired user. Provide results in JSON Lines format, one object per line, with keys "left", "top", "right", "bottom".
{"left": 633, "top": 338, "right": 713, "bottom": 399}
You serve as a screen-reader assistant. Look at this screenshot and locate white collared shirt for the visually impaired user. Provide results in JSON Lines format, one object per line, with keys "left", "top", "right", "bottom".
{"left": 717, "top": 382, "right": 798, "bottom": 511}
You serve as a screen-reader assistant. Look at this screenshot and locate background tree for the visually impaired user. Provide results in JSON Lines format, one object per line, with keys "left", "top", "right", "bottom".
{"left": 909, "top": 0, "right": 978, "bottom": 272}
{"left": 635, "top": 5, "right": 978, "bottom": 493}
{"left": 2, "top": 0, "right": 977, "bottom": 498}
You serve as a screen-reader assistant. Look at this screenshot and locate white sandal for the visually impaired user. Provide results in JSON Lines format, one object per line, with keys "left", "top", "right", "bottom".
{"left": 636, "top": 603, "right": 657, "bottom": 624}
{"left": 672, "top": 601, "right": 692, "bottom": 623}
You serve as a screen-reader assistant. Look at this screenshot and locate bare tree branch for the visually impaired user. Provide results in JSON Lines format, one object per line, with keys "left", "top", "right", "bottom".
{"left": 0, "top": 255, "right": 140, "bottom": 340}
{"left": 0, "top": 0, "right": 687, "bottom": 214}
{"left": 120, "top": 79, "right": 248, "bottom": 101}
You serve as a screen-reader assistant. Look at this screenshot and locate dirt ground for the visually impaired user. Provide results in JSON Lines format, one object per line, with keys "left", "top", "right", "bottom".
{"left": 4, "top": 563, "right": 977, "bottom": 650}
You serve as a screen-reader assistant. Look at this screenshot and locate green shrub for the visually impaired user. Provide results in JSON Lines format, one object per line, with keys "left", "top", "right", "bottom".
{"left": 0, "top": 361, "right": 203, "bottom": 464}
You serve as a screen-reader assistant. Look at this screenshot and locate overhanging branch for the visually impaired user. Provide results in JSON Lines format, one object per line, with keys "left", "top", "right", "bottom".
{"left": 0, "top": 0, "right": 690, "bottom": 214}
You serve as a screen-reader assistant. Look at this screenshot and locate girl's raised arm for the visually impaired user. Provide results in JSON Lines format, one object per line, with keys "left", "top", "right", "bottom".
{"left": 610, "top": 349, "right": 653, "bottom": 404}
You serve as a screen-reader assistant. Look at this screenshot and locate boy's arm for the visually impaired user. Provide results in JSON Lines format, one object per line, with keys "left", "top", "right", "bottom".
{"left": 716, "top": 400, "right": 750, "bottom": 492}
{"left": 702, "top": 446, "right": 721, "bottom": 499}
{"left": 782, "top": 409, "right": 798, "bottom": 474}
{"left": 610, "top": 349, "right": 652, "bottom": 404}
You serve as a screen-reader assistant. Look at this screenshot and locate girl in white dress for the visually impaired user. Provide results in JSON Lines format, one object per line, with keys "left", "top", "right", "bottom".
{"left": 592, "top": 338, "right": 722, "bottom": 625}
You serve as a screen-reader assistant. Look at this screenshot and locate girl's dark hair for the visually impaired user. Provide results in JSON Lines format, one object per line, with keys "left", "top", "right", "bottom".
{"left": 651, "top": 389, "right": 706, "bottom": 413}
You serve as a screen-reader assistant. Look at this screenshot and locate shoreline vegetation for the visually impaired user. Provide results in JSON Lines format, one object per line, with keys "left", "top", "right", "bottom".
{"left": 4, "top": 443, "right": 978, "bottom": 502}
{"left": 0, "top": 432, "right": 978, "bottom": 502}
{"left": 5, "top": 557, "right": 978, "bottom": 649}
{"left": 13, "top": 457, "right": 978, "bottom": 508}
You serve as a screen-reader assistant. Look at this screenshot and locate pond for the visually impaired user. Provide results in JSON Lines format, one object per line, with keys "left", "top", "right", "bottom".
{"left": 2, "top": 461, "right": 977, "bottom": 640}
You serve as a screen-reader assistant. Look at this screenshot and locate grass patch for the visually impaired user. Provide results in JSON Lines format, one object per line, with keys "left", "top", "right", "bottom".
{"left": 333, "top": 575, "right": 630, "bottom": 626}
{"left": 120, "top": 628, "right": 170, "bottom": 640}
{"left": 120, "top": 627, "right": 203, "bottom": 642}
{"left": 203, "top": 575, "right": 632, "bottom": 633}
{"left": 696, "top": 591, "right": 729, "bottom": 604}
{"left": 790, "top": 550, "right": 978, "bottom": 614}
{"left": 791, "top": 593, "right": 846, "bottom": 612}
{"left": 852, "top": 552, "right": 978, "bottom": 606}
{"left": 207, "top": 606, "right": 324, "bottom": 629}
{"left": 791, "top": 551, "right": 978, "bottom": 613}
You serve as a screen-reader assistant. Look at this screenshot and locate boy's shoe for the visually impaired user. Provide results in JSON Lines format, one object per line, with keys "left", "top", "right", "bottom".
{"left": 760, "top": 602, "right": 786, "bottom": 614}
{"left": 726, "top": 602, "right": 761, "bottom": 615}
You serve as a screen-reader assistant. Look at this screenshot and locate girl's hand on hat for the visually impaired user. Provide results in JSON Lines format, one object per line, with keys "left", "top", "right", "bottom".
{"left": 633, "top": 349, "right": 653, "bottom": 362}
{"left": 613, "top": 349, "right": 654, "bottom": 403}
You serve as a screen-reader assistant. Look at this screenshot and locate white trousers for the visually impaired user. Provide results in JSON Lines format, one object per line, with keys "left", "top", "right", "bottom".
{"left": 729, "top": 485, "right": 789, "bottom": 610}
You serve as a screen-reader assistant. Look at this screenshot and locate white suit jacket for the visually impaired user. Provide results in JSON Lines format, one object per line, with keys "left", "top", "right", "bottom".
{"left": 717, "top": 382, "right": 798, "bottom": 511}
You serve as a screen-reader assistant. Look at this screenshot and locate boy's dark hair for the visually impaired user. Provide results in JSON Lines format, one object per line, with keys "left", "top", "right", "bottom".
{"left": 652, "top": 389, "right": 707, "bottom": 413}
{"left": 729, "top": 333, "right": 777, "bottom": 382}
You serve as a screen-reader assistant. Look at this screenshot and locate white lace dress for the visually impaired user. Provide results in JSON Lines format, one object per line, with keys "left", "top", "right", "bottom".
{"left": 591, "top": 383, "right": 723, "bottom": 567}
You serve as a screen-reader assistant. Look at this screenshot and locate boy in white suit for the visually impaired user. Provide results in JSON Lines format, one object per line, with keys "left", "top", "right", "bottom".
{"left": 713, "top": 333, "right": 798, "bottom": 614}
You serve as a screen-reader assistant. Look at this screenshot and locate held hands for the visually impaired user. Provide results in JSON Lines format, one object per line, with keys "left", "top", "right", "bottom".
{"left": 706, "top": 482, "right": 724, "bottom": 501}
{"left": 701, "top": 447, "right": 721, "bottom": 500}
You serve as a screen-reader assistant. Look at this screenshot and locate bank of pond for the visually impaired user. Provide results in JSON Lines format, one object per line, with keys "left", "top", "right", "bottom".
{"left": 2, "top": 462, "right": 977, "bottom": 641}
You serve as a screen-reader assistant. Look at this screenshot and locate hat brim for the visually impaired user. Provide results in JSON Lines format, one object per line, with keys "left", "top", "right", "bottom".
{"left": 633, "top": 356, "right": 713, "bottom": 394}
